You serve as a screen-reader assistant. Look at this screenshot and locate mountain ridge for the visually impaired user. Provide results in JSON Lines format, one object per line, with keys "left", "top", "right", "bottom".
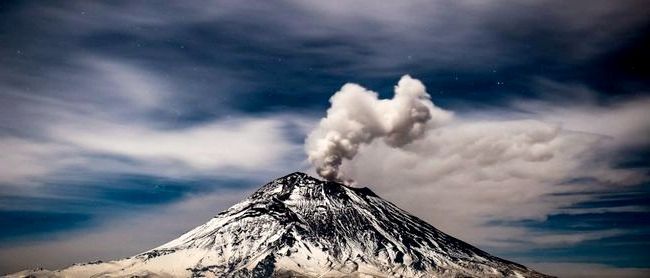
{"left": 7, "top": 172, "right": 552, "bottom": 278}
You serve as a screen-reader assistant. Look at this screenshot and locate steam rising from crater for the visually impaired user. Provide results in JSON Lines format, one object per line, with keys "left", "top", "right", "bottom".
{"left": 306, "top": 75, "right": 452, "bottom": 182}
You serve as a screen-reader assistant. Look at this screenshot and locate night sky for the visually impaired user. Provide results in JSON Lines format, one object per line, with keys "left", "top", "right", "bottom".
{"left": 1, "top": 1, "right": 649, "bottom": 277}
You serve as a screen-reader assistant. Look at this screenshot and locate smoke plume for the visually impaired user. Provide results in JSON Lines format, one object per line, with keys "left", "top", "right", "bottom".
{"left": 306, "top": 75, "right": 452, "bottom": 182}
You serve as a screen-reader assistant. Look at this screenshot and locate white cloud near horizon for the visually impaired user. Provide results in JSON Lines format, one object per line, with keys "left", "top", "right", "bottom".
{"left": 528, "top": 262, "right": 650, "bottom": 278}
{"left": 0, "top": 189, "right": 252, "bottom": 273}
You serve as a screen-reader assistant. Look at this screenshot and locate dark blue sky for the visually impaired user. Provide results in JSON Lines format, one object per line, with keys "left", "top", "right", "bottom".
{"left": 0, "top": 1, "right": 649, "bottom": 276}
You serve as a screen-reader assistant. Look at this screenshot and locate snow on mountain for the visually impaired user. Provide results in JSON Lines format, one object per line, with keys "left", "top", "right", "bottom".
{"left": 6, "top": 172, "right": 552, "bottom": 277}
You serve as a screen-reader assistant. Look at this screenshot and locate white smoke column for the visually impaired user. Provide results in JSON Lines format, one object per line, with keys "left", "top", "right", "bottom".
{"left": 306, "top": 75, "right": 452, "bottom": 182}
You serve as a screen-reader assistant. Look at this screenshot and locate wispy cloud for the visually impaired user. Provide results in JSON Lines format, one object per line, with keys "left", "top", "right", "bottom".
{"left": 526, "top": 230, "right": 626, "bottom": 246}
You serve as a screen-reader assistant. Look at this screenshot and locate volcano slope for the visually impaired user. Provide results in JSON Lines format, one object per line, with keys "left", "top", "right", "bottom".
{"left": 8, "top": 172, "right": 551, "bottom": 278}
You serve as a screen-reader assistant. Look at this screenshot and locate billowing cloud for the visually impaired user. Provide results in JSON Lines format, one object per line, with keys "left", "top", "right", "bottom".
{"left": 306, "top": 75, "right": 451, "bottom": 182}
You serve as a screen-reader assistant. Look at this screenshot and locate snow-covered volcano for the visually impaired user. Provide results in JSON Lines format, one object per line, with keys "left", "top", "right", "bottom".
{"left": 9, "top": 172, "right": 551, "bottom": 277}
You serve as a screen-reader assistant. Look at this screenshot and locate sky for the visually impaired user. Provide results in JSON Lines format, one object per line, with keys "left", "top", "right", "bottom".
{"left": 0, "top": 1, "right": 649, "bottom": 277}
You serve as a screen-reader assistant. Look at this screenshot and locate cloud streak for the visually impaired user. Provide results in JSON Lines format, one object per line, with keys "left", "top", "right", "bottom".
{"left": 528, "top": 263, "right": 650, "bottom": 278}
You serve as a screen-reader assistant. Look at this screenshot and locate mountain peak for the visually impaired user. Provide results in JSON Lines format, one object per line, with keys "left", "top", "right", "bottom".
{"left": 263, "top": 171, "right": 379, "bottom": 198}
{"left": 9, "top": 172, "right": 552, "bottom": 278}
{"left": 284, "top": 171, "right": 311, "bottom": 179}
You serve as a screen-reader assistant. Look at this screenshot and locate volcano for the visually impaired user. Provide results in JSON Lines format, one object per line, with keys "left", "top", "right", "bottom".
{"left": 10, "top": 172, "right": 551, "bottom": 277}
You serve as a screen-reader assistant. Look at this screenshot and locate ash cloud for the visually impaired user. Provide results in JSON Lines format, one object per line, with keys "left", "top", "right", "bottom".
{"left": 306, "top": 75, "right": 452, "bottom": 182}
